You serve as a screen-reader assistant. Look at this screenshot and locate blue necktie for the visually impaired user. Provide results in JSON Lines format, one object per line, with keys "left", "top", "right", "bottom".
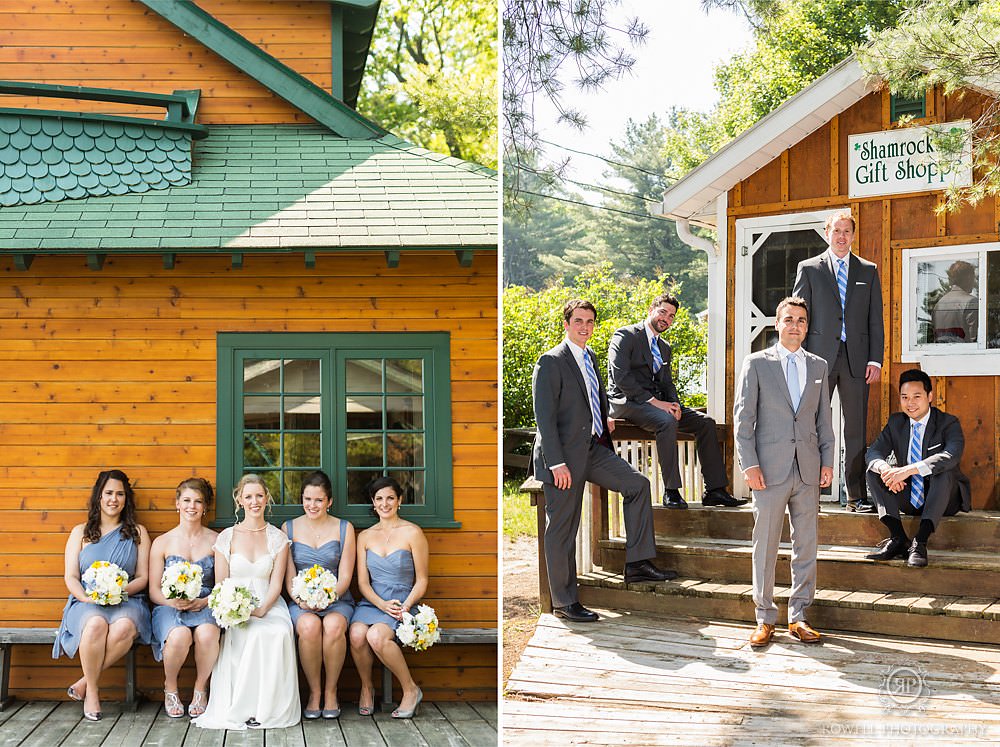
{"left": 910, "top": 422, "right": 924, "bottom": 510}
{"left": 582, "top": 350, "right": 604, "bottom": 438}
{"left": 837, "top": 258, "right": 848, "bottom": 342}
{"left": 650, "top": 336, "right": 663, "bottom": 374}
{"left": 786, "top": 354, "right": 801, "bottom": 411}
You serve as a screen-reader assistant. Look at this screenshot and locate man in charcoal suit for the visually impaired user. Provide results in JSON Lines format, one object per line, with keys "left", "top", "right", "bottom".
{"left": 607, "top": 293, "right": 745, "bottom": 509}
{"left": 793, "top": 210, "right": 883, "bottom": 512}
{"left": 531, "top": 299, "right": 674, "bottom": 623}
{"left": 864, "top": 369, "right": 971, "bottom": 568}
{"left": 734, "top": 297, "right": 835, "bottom": 647}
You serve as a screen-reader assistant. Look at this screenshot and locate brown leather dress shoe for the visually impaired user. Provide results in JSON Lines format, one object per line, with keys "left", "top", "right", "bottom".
{"left": 749, "top": 623, "right": 775, "bottom": 648}
{"left": 788, "top": 620, "right": 821, "bottom": 643}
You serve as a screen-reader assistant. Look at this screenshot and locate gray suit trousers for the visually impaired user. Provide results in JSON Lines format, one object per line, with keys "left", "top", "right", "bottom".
{"left": 751, "top": 462, "right": 819, "bottom": 625}
{"left": 829, "top": 343, "right": 869, "bottom": 504}
{"left": 610, "top": 401, "right": 727, "bottom": 492}
{"left": 542, "top": 441, "right": 655, "bottom": 608}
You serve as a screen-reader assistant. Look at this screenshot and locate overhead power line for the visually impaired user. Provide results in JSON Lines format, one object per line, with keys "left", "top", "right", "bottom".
{"left": 518, "top": 164, "right": 658, "bottom": 203}
{"left": 518, "top": 189, "right": 672, "bottom": 221}
{"left": 537, "top": 137, "right": 670, "bottom": 180}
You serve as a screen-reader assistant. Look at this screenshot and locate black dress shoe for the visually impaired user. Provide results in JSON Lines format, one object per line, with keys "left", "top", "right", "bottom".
{"left": 552, "top": 602, "right": 599, "bottom": 622}
{"left": 847, "top": 501, "right": 876, "bottom": 513}
{"left": 865, "top": 536, "right": 909, "bottom": 561}
{"left": 662, "top": 489, "right": 687, "bottom": 509}
{"left": 907, "top": 540, "right": 929, "bottom": 568}
{"left": 624, "top": 559, "right": 678, "bottom": 583}
{"left": 702, "top": 488, "right": 748, "bottom": 507}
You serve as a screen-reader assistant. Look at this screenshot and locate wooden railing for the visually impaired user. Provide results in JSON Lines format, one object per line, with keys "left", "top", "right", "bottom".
{"left": 521, "top": 419, "right": 728, "bottom": 613}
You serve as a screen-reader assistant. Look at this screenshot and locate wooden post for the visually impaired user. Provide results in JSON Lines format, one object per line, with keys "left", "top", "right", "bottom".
{"left": 523, "top": 478, "right": 552, "bottom": 613}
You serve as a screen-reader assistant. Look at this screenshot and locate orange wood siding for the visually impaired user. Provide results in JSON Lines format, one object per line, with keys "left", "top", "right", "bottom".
{"left": 0, "top": 251, "right": 498, "bottom": 700}
{"left": 0, "top": 0, "right": 334, "bottom": 124}
{"left": 727, "top": 86, "right": 1000, "bottom": 509}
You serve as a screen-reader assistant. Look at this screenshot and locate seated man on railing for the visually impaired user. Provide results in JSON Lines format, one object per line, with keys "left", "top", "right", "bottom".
{"left": 864, "top": 369, "right": 971, "bottom": 568}
{"left": 607, "top": 292, "right": 745, "bottom": 509}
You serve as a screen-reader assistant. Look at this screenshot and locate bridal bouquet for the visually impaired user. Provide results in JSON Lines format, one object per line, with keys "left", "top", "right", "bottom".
{"left": 207, "top": 578, "right": 259, "bottom": 628}
{"left": 82, "top": 561, "right": 128, "bottom": 606}
{"left": 396, "top": 604, "right": 441, "bottom": 651}
{"left": 161, "top": 561, "right": 204, "bottom": 601}
{"left": 291, "top": 564, "right": 338, "bottom": 610}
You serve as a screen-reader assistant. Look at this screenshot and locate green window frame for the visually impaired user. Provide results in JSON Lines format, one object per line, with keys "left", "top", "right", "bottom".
{"left": 216, "top": 332, "right": 458, "bottom": 528}
{"left": 891, "top": 92, "right": 926, "bottom": 122}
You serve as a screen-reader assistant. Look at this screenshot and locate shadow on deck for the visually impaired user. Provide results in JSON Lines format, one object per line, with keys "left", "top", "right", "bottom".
{"left": 504, "top": 609, "right": 1000, "bottom": 745}
{"left": 0, "top": 698, "right": 497, "bottom": 746}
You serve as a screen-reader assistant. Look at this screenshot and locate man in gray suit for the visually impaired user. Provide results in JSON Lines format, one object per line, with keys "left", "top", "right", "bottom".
{"left": 608, "top": 293, "right": 744, "bottom": 509}
{"left": 734, "top": 297, "right": 835, "bottom": 647}
{"left": 532, "top": 299, "right": 674, "bottom": 622}
{"left": 793, "top": 210, "right": 883, "bottom": 512}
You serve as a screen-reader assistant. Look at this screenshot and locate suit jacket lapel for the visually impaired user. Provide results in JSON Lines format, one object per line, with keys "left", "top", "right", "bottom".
{"left": 767, "top": 345, "right": 795, "bottom": 411}
{"left": 844, "top": 253, "right": 859, "bottom": 306}
{"left": 921, "top": 408, "right": 939, "bottom": 459}
{"left": 821, "top": 252, "right": 840, "bottom": 298}
{"left": 559, "top": 341, "right": 589, "bottom": 403}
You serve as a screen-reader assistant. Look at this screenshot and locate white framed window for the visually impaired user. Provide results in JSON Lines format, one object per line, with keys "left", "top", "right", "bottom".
{"left": 902, "top": 243, "right": 1000, "bottom": 375}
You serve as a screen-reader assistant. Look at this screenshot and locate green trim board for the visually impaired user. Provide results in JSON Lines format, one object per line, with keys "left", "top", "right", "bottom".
{"left": 216, "top": 331, "right": 459, "bottom": 529}
{"left": 0, "top": 81, "right": 201, "bottom": 123}
{"left": 0, "top": 124, "right": 497, "bottom": 252}
{"left": 136, "top": 0, "right": 384, "bottom": 139}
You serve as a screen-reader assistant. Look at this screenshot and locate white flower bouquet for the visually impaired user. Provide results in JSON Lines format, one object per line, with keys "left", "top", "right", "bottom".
{"left": 82, "top": 560, "right": 128, "bottom": 606}
{"left": 291, "top": 564, "right": 338, "bottom": 610}
{"left": 161, "top": 561, "right": 204, "bottom": 601}
{"left": 207, "top": 578, "right": 259, "bottom": 628}
{"left": 396, "top": 604, "right": 441, "bottom": 651}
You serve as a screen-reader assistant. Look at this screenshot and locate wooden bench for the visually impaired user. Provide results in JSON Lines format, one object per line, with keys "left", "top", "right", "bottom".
{"left": 379, "top": 627, "right": 497, "bottom": 709}
{"left": 0, "top": 627, "right": 138, "bottom": 712}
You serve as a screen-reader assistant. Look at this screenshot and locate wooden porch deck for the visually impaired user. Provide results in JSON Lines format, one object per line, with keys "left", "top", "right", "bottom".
{"left": 0, "top": 699, "right": 497, "bottom": 746}
{"left": 504, "top": 609, "right": 1000, "bottom": 745}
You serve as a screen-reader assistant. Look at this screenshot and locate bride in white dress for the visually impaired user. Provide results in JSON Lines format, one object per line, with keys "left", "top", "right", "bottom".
{"left": 192, "top": 474, "right": 301, "bottom": 729}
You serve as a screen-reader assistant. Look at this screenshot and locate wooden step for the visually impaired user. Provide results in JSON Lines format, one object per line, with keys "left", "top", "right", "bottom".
{"left": 651, "top": 505, "right": 1000, "bottom": 552}
{"left": 599, "top": 537, "right": 1000, "bottom": 598}
{"left": 578, "top": 571, "right": 1000, "bottom": 645}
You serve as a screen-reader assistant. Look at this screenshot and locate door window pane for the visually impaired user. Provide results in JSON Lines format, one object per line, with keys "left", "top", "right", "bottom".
{"left": 751, "top": 229, "right": 825, "bottom": 315}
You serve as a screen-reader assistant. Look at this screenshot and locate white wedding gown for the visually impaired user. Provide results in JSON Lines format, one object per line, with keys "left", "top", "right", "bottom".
{"left": 192, "top": 524, "right": 300, "bottom": 730}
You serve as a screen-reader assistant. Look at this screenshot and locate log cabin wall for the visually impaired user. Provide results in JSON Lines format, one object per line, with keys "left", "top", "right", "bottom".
{"left": 0, "top": 251, "right": 498, "bottom": 700}
{"left": 0, "top": 0, "right": 332, "bottom": 123}
{"left": 726, "top": 87, "right": 999, "bottom": 510}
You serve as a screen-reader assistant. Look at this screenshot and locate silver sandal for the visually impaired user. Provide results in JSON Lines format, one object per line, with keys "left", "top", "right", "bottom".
{"left": 188, "top": 689, "right": 208, "bottom": 717}
{"left": 164, "top": 690, "right": 184, "bottom": 718}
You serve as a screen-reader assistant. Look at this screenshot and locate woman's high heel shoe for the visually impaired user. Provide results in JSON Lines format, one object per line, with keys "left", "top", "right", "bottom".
{"left": 358, "top": 692, "right": 375, "bottom": 716}
{"left": 391, "top": 688, "right": 422, "bottom": 719}
{"left": 83, "top": 710, "right": 102, "bottom": 722}
{"left": 164, "top": 690, "right": 185, "bottom": 718}
{"left": 188, "top": 689, "right": 208, "bottom": 717}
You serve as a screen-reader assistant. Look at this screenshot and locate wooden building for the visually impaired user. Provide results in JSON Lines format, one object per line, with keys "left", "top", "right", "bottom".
{"left": 0, "top": 0, "right": 497, "bottom": 702}
{"left": 660, "top": 56, "right": 998, "bottom": 507}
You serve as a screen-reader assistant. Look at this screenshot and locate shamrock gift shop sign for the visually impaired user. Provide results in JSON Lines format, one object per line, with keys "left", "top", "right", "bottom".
{"left": 848, "top": 120, "right": 972, "bottom": 199}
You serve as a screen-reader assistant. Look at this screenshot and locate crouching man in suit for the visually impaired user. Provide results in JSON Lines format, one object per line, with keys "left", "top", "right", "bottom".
{"left": 531, "top": 299, "right": 676, "bottom": 623}
{"left": 734, "top": 297, "right": 835, "bottom": 648}
{"left": 864, "top": 369, "right": 971, "bottom": 568}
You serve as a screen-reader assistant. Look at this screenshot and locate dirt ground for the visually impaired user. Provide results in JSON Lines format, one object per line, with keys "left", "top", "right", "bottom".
{"left": 502, "top": 535, "right": 539, "bottom": 687}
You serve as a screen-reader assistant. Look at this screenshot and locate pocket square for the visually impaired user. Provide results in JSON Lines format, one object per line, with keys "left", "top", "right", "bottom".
{"left": 855, "top": 281, "right": 867, "bottom": 285}
{"left": 814, "top": 379, "right": 822, "bottom": 384}
{"left": 927, "top": 443, "right": 942, "bottom": 451}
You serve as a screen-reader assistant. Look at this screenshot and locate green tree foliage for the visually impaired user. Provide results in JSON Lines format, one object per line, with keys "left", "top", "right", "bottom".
{"left": 502, "top": 0, "right": 648, "bottom": 202}
{"left": 858, "top": 0, "right": 1000, "bottom": 210}
{"left": 361, "top": 0, "right": 497, "bottom": 167}
{"left": 503, "top": 264, "right": 708, "bottom": 429}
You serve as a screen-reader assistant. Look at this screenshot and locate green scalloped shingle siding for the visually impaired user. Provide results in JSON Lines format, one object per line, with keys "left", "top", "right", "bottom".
{"left": 0, "top": 125, "right": 497, "bottom": 250}
{"left": 0, "top": 113, "right": 192, "bottom": 207}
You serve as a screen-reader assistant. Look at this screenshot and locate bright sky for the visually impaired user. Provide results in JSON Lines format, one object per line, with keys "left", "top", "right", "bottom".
{"left": 534, "top": 1, "right": 754, "bottom": 190}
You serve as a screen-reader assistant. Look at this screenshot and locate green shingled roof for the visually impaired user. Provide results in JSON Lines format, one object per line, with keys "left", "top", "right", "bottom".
{"left": 0, "top": 125, "right": 497, "bottom": 253}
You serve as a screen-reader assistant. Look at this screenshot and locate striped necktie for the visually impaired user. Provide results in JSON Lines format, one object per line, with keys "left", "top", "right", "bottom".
{"left": 650, "top": 335, "right": 663, "bottom": 374}
{"left": 909, "top": 422, "right": 924, "bottom": 510}
{"left": 836, "top": 258, "right": 848, "bottom": 342}
{"left": 582, "top": 349, "right": 604, "bottom": 438}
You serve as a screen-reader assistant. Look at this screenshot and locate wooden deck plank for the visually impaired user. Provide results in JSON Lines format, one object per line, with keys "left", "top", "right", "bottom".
{"left": 411, "top": 710, "right": 472, "bottom": 746}
{"left": 218, "top": 728, "right": 264, "bottom": 746}
{"left": 263, "top": 724, "right": 307, "bottom": 746}
{"left": 0, "top": 701, "right": 58, "bottom": 745}
{"left": 180, "top": 722, "right": 226, "bottom": 747}
{"left": 337, "top": 711, "right": 386, "bottom": 747}
{"left": 13, "top": 701, "right": 79, "bottom": 747}
{"left": 94, "top": 701, "right": 158, "bottom": 746}
{"left": 372, "top": 713, "right": 429, "bottom": 746}
{"left": 430, "top": 703, "right": 495, "bottom": 745}
{"left": 467, "top": 700, "right": 497, "bottom": 727}
{"left": 0, "top": 701, "right": 25, "bottom": 726}
{"left": 301, "top": 717, "right": 348, "bottom": 746}
{"left": 140, "top": 704, "right": 193, "bottom": 746}
{"left": 505, "top": 609, "right": 1000, "bottom": 744}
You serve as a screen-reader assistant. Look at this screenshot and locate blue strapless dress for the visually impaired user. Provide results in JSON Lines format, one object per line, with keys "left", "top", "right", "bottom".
{"left": 52, "top": 525, "right": 152, "bottom": 659}
{"left": 150, "top": 554, "right": 218, "bottom": 661}
{"left": 351, "top": 549, "right": 417, "bottom": 631}
{"left": 285, "top": 519, "right": 355, "bottom": 625}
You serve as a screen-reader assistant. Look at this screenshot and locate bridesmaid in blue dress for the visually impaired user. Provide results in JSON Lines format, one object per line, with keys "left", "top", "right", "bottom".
{"left": 53, "top": 469, "right": 152, "bottom": 722}
{"left": 283, "top": 470, "right": 356, "bottom": 719}
{"left": 148, "top": 478, "right": 220, "bottom": 718}
{"left": 349, "top": 476, "right": 428, "bottom": 719}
